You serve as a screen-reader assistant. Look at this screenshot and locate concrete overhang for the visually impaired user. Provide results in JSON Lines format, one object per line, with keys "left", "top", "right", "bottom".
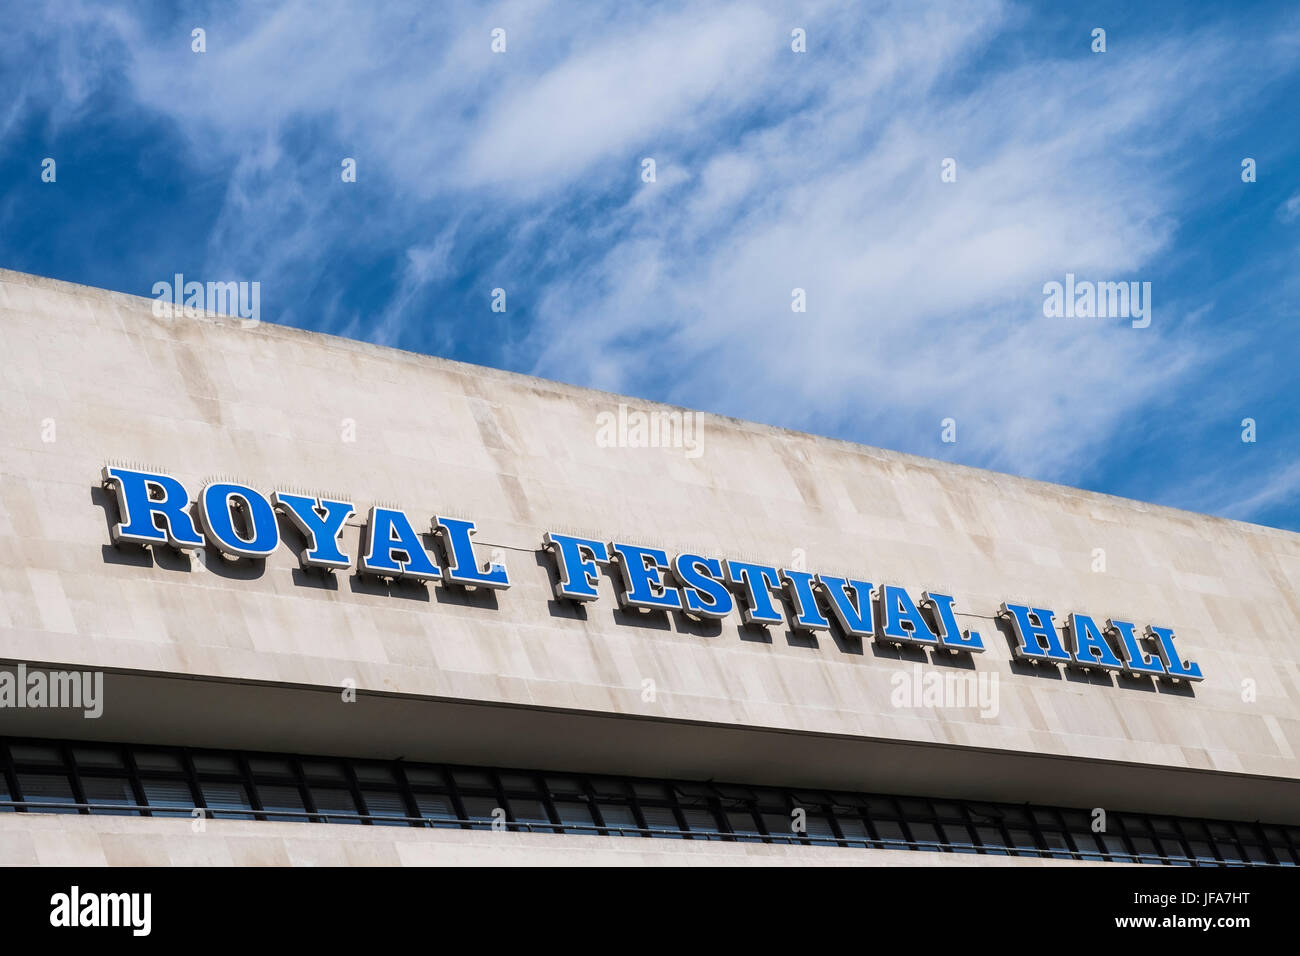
{"left": 4, "top": 662, "right": 1296, "bottom": 825}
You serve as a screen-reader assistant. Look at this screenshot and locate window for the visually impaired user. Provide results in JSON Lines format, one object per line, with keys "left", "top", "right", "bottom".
{"left": 72, "top": 747, "right": 125, "bottom": 770}
{"left": 458, "top": 795, "right": 500, "bottom": 829}
{"left": 412, "top": 793, "right": 458, "bottom": 828}
{"left": 678, "top": 807, "right": 723, "bottom": 839}
{"left": 596, "top": 804, "right": 640, "bottom": 836}
{"left": 359, "top": 790, "right": 407, "bottom": 826}
{"left": 16, "top": 774, "right": 77, "bottom": 813}
{"left": 874, "top": 819, "right": 911, "bottom": 850}
{"left": 198, "top": 782, "right": 253, "bottom": 820}
{"left": 257, "top": 785, "right": 306, "bottom": 817}
{"left": 637, "top": 805, "right": 682, "bottom": 838}
{"left": 908, "top": 821, "right": 944, "bottom": 853}
{"left": 834, "top": 813, "right": 870, "bottom": 848}
{"left": 312, "top": 787, "right": 362, "bottom": 824}
{"left": 975, "top": 826, "right": 1009, "bottom": 855}
{"left": 81, "top": 777, "right": 140, "bottom": 815}
{"left": 0, "top": 736, "right": 1290, "bottom": 867}
{"left": 139, "top": 778, "right": 194, "bottom": 816}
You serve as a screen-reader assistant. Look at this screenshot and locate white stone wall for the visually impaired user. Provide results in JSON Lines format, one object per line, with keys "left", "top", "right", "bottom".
{"left": 0, "top": 815, "right": 1108, "bottom": 867}
{"left": 0, "top": 268, "right": 1296, "bottom": 795}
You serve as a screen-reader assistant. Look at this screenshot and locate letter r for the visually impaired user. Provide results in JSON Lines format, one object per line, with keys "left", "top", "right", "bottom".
{"left": 102, "top": 466, "right": 204, "bottom": 550}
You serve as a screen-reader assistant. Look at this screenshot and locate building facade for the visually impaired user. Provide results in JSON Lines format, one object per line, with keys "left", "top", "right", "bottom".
{"left": 0, "top": 268, "right": 1297, "bottom": 866}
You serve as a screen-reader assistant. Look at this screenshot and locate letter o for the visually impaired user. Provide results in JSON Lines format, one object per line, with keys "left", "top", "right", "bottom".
{"left": 198, "top": 483, "right": 280, "bottom": 558}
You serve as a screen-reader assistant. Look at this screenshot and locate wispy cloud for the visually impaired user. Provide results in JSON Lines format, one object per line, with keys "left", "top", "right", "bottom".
{"left": 3, "top": 0, "right": 1299, "bottom": 525}
{"left": 1279, "top": 192, "right": 1300, "bottom": 223}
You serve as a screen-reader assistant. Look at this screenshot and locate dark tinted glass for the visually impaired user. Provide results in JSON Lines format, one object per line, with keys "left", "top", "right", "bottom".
{"left": 1, "top": 736, "right": 1289, "bottom": 866}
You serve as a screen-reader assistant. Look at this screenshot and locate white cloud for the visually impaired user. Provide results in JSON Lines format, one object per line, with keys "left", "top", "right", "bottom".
{"left": 9, "top": 0, "right": 1297, "bottom": 488}
{"left": 1194, "top": 459, "right": 1300, "bottom": 524}
{"left": 456, "top": 5, "right": 779, "bottom": 194}
{"left": 517, "top": 19, "right": 1250, "bottom": 479}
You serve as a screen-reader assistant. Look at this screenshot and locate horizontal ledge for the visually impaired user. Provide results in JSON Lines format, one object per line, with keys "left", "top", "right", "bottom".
{"left": 1, "top": 662, "right": 1296, "bottom": 825}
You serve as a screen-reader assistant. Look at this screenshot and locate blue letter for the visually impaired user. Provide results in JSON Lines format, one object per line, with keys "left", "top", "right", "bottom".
{"left": 1146, "top": 625, "right": 1203, "bottom": 681}
{"left": 673, "top": 554, "right": 733, "bottom": 619}
{"left": 609, "top": 543, "right": 682, "bottom": 611}
{"left": 198, "top": 482, "right": 279, "bottom": 558}
{"left": 880, "top": 585, "right": 938, "bottom": 645}
{"left": 1107, "top": 619, "right": 1167, "bottom": 676}
{"left": 1065, "top": 612, "right": 1123, "bottom": 671}
{"left": 360, "top": 507, "right": 441, "bottom": 581}
{"left": 543, "top": 533, "right": 608, "bottom": 601}
{"left": 921, "top": 592, "right": 984, "bottom": 652}
{"left": 816, "top": 575, "right": 875, "bottom": 638}
{"left": 723, "top": 561, "right": 784, "bottom": 626}
{"left": 435, "top": 516, "right": 509, "bottom": 589}
{"left": 101, "top": 466, "right": 203, "bottom": 550}
{"left": 781, "top": 570, "right": 829, "bottom": 631}
{"left": 1001, "top": 604, "right": 1071, "bottom": 663}
{"left": 272, "top": 493, "right": 354, "bottom": 570}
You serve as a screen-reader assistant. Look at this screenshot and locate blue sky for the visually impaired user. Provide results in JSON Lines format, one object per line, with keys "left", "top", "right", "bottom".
{"left": 2, "top": 0, "right": 1298, "bottom": 530}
